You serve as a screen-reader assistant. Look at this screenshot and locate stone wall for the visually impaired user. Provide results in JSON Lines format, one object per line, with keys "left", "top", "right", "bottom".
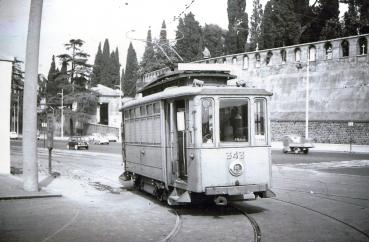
{"left": 137, "top": 34, "right": 369, "bottom": 144}
{"left": 271, "top": 120, "right": 369, "bottom": 144}
{"left": 198, "top": 34, "right": 369, "bottom": 144}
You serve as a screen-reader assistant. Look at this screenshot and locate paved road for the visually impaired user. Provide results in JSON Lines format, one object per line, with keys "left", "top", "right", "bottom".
{"left": 11, "top": 139, "right": 122, "bottom": 154}
{"left": 4, "top": 145, "right": 369, "bottom": 242}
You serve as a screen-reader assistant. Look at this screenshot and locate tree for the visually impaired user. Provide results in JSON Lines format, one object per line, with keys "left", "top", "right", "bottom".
{"left": 91, "top": 42, "right": 103, "bottom": 87}
{"left": 317, "top": 0, "right": 342, "bottom": 39}
{"left": 202, "top": 24, "right": 226, "bottom": 57}
{"left": 124, "top": 42, "right": 139, "bottom": 97}
{"left": 357, "top": 0, "right": 369, "bottom": 33}
{"left": 156, "top": 20, "right": 172, "bottom": 69}
{"left": 139, "top": 27, "right": 156, "bottom": 74}
{"left": 46, "top": 55, "right": 60, "bottom": 99}
{"left": 249, "top": 0, "right": 263, "bottom": 51}
{"left": 120, "top": 68, "right": 125, "bottom": 92}
{"left": 91, "top": 39, "right": 121, "bottom": 88}
{"left": 175, "top": 12, "right": 203, "bottom": 62}
{"left": 225, "top": 0, "right": 249, "bottom": 54}
{"left": 57, "top": 39, "right": 92, "bottom": 94}
{"left": 260, "top": 1, "right": 278, "bottom": 49}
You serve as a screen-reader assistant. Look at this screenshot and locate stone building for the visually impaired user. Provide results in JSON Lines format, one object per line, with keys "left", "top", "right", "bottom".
{"left": 138, "top": 34, "right": 369, "bottom": 145}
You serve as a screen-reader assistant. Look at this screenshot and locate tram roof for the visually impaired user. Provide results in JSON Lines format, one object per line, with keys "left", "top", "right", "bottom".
{"left": 138, "top": 68, "right": 236, "bottom": 96}
{"left": 121, "top": 86, "right": 272, "bottom": 110}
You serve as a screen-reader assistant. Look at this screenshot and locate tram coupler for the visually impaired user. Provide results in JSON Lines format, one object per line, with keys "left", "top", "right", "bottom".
{"left": 214, "top": 196, "right": 228, "bottom": 206}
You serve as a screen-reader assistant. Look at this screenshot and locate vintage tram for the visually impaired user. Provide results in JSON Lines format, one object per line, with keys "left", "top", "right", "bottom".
{"left": 120, "top": 64, "right": 275, "bottom": 205}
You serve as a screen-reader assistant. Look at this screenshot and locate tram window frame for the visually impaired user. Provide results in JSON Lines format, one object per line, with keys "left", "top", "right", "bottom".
{"left": 201, "top": 98, "right": 215, "bottom": 144}
{"left": 219, "top": 98, "right": 250, "bottom": 143}
{"left": 153, "top": 102, "right": 160, "bottom": 114}
{"left": 254, "top": 98, "right": 267, "bottom": 145}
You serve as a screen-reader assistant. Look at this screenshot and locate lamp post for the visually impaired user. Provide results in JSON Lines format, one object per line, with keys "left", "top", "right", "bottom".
{"left": 57, "top": 89, "right": 64, "bottom": 139}
{"left": 306, "top": 57, "right": 310, "bottom": 139}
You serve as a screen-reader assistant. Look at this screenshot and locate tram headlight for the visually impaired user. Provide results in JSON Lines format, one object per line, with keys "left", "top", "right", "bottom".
{"left": 229, "top": 160, "right": 244, "bottom": 177}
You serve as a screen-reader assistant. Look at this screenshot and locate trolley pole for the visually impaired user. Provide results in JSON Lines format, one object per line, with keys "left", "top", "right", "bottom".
{"left": 23, "top": 0, "right": 43, "bottom": 192}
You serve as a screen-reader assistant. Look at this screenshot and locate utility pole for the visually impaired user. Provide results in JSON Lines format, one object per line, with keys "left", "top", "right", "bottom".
{"left": 305, "top": 57, "right": 310, "bottom": 139}
{"left": 23, "top": 0, "right": 43, "bottom": 192}
{"left": 57, "top": 89, "right": 64, "bottom": 138}
{"left": 17, "top": 93, "right": 20, "bottom": 134}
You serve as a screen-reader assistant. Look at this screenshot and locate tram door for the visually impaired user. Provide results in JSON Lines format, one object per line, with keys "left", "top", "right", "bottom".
{"left": 167, "top": 100, "right": 188, "bottom": 182}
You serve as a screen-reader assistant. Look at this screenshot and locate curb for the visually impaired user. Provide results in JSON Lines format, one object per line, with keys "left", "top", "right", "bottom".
{"left": 0, "top": 193, "right": 62, "bottom": 200}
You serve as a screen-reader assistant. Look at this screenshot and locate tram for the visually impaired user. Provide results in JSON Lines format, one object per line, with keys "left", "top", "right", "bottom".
{"left": 120, "top": 64, "right": 275, "bottom": 205}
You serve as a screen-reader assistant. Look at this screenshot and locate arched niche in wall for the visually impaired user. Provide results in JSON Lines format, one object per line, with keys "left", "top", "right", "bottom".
{"left": 324, "top": 42, "right": 333, "bottom": 60}
{"left": 309, "top": 45, "right": 316, "bottom": 61}
{"left": 255, "top": 53, "right": 261, "bottom": 67}
{"left": 232, "top": 56, "right": 237, "bottom": 65}
{"left": 242, "top": 55, "right": 249, "bottom": 69}
{"left": 358, "top": 37, "right": 368, "bottom": 55}
{"left": 280, "top": 49, "right": 287, "bottom": 64}
{"left": 266, "top": 51, "right": 273, "bottom": 65}
{"left": 295, "top": 48, "right": 301, "bottom": 62}
{"left": 341, "top": 40, "right": 349, "bottom": 57}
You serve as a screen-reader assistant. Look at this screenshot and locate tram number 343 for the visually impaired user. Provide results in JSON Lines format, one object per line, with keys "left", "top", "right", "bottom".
{"left": 226, "top": 151, "right": 245, "bottom": 160}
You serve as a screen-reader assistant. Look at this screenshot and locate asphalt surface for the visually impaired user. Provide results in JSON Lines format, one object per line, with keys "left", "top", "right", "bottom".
{"left": 3, "top": 143, "right": 369, "bottom": 242}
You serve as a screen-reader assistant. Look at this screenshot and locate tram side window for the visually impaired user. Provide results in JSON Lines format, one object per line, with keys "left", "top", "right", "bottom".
{"left": 201, "top": 98, "right": 214, "bottom": 143}
{"left": 219, "top": 99, "right": 248, "bottom": 142}
{"left": 255, "top": 99, "right": 266, "bottom": 144}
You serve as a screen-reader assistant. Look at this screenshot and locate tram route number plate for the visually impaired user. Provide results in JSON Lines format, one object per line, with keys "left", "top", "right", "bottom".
{"left": 226, "top": 151, "right": 245, "bottom": 160}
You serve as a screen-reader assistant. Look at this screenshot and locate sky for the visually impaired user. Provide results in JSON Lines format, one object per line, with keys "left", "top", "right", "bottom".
{"left": 0, "top": 0, "right": 346, "bottom": 76}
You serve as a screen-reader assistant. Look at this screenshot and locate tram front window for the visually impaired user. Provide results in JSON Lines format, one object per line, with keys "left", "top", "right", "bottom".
{"left": 219, "top": 99, "right": 248, "bottom": 142}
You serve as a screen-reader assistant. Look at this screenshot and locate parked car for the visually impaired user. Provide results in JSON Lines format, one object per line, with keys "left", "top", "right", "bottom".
{"left": 10, "top": 131, "right": 18, "bottom": 139}
{"left": 282, "top": 134, "right": 313, "bottom": 154}
{"left": 106, "top": 133, "right": 118, "bottom": 142}
{"left": 88, "top": 133, "right": 109, "bottom": 145}
{"left": 67, "top": 136, "right": 89, "bottom": 150}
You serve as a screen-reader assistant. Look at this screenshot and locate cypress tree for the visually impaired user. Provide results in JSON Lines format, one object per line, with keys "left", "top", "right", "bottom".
{"left": 46, "top": 55, "right": 60, "bottom": 99}
{"left": 317, "top": 0, "right": 342, "bottom": 39}
{"left": 100, "top": 38, "right": 111, "bottom": 87}
{"left": 225, "top": 0, "right": 249, "bottom": 54}
{"left": 357, "top": 0, "right": 369, "bottom": 33}
{"left": 175, "top": 13, "right": 203, "bottom": 62}
{"left": 91, "top": 42, "right": 103, "bottom": 87}
{"left": 249, "top": 0, "right": 263, "bottom": 51}
{"left": 260, "top": 1, "right": 277, "bottom": 49}
{"left": 156, "top": 20, "right": 171, "bottom": 69}
{"left": 124, "top": 42, "right": 138, "bottom": 97}
{"left": 140, "top": 27, "right": 156, "bottom": 74}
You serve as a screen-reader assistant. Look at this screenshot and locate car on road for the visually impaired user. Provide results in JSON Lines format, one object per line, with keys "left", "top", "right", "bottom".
{"left": 10, "top": 131, "right": 18, "bottom": 139}
{"left": 282, "top": 134, "right": 313, "bottom": 154}
{"left": 88, "top": 133, "right": 109, "bottom": 145}
{"left": 67, "top": 136, "right": 89, "bottom": 150}
{"left": 106, "top": 133, "right": 118, "bottom": 142}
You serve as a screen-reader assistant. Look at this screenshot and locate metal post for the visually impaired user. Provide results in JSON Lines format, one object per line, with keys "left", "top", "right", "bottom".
{"left": 17, "top": 93, "right": 20, "bottom": 134}
{"left": 305, "top": 59, "right": 310, "bottom": 139}
{"left": 23, "top": 0, "right": 43, "bottom": 192}
{"left": 58, "top": 89, "right": 64, "bottom": 138}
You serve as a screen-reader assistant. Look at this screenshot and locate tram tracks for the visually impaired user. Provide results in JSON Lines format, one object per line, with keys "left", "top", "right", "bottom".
{"left": 160, "top": 209, "right": 182, "bottom": 242}
{"left": 230, "top": 203, "right": 262, "bottom": 242}
{"left": 271, "top": 197, "right": 369, "bottom": 240}
{"left": 160, "top": 204, "right": 260, "bottom": 242}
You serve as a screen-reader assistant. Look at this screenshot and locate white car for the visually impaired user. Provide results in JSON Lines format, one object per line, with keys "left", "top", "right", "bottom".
{"left": 10, "top": 131, "right": 18, "bottom": 139}
{"left": 88, "top": 133, "right": 109, "bottom": 145}
{"left": 106, "top": 133, "right": 118, "bottom": 142}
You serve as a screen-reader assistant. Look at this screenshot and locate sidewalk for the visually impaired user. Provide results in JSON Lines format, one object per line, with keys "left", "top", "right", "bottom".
{"left": 272, "top": 141, "right": 369, "bottom": 153}
{"left": 0, "top": 174, "right": 61, "bottom": 200}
